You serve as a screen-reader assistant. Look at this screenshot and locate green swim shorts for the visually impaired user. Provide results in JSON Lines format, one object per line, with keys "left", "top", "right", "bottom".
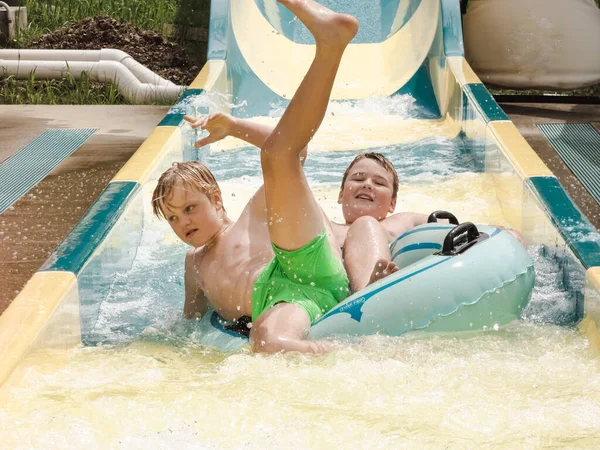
{"left": 252, "top": 229, "right": 350, "bottom": 323}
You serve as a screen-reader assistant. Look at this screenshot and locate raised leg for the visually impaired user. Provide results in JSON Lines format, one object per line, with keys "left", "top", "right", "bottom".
{"left": 261, "top": 0, "right": 358, "bottom": 251}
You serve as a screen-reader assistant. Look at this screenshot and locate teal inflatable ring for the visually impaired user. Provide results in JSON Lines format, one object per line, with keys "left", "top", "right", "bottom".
{"left": 308, "top": 222, "right": 535, "bottom": 339}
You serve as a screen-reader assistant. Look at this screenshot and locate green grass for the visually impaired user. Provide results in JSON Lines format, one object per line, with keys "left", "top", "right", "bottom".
{"left": 0, "top": 70, "right": 130, "bottom": 105}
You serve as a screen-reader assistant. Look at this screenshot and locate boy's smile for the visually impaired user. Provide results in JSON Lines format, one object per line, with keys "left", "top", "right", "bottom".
{"left": 162, "top": 183, "right": 225, "bottom": 248}
{"left": 338, "top": 158, "right": 396, "bottom": 224}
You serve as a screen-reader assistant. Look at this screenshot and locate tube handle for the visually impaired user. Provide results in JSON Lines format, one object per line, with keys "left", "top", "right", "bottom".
{"left": 427, "top": 210, "right": 459, "bottom": 225}
{"left": 441, "top": 222, "right": 487, "bottom": 256}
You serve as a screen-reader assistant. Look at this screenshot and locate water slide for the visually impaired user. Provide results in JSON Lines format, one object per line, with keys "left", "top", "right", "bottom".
{"left": 2, "top": 0, "right": 600, "bottom": 390}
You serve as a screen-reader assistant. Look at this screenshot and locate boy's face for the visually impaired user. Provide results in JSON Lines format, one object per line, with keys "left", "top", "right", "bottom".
{"left": 161, "top": 183, "right": 224, "bottom": 248}
{"left": 338, "top": 158, "right": 396, "bottom": 224}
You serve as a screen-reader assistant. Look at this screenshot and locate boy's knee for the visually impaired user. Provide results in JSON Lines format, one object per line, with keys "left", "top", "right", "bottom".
{"left": 349, "top": 215, "right": 381, "bottom": 231}
{"left": 250, "top": 323, "right": 284, "bottom": 353}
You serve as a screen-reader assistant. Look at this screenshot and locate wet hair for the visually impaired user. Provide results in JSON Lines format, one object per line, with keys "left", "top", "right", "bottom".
{"left": 340, "top": 152, "right": 399, "bottom": 198}
{"left": 152, "top": 161, "right": 222, "bottom": 219}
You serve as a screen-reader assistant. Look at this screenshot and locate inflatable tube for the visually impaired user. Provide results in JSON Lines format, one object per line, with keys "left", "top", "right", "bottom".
{"left": 193, "top": 221, "right": 535, "bottom": 350}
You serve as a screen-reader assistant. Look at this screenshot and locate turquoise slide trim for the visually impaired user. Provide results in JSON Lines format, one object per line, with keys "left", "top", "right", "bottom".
{"left": 40, "top": 181, "right": 140, "bottom": 275}
{"left": 207, "top": 0, "right": 229, "bottom": 60}
{"left": 440, "top": 0, "right": 464, "bottom": 56}
{"left": 158, "top": 89, "right": 205, "bottom": 127}
{"left": 393, "top": 61, "right": 441, "bottom": 119}
{"left": 528, "top": 176, "right": 600, "bottom": 269}
{"left": 464, "top": 84, "right": 509, "bottom": 123}
{"left": 0, "top": 129, "right": 97, "bottom": 215}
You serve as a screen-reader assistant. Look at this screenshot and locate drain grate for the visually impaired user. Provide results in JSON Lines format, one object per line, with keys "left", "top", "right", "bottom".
{"left": 0, "top": 128, "right": 97, "bottom": 215}
{"left": 538, "top": 123, "right": 600, "bottom": 206}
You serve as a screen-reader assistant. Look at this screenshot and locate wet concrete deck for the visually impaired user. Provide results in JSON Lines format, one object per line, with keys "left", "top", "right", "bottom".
{"left": 0, "top": 103, "right": 599, "bottom": 316}
{"left": 501, "top": 102, "right": 600, "bottom": 230}
{"left": 0, "top": 106, "right": 169, "bottom": 314}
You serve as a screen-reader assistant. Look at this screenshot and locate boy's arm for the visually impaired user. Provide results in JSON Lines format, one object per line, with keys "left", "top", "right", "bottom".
{"left": 383, "top": 212, "right": 429, "bottom": 239}
{"left": 184, "top": 250, "right": 208, "bottom": 319}
{"left": 184, "top": 113, "right": 308, "bottom": 164}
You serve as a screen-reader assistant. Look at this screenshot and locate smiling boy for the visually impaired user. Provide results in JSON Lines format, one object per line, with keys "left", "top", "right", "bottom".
{"left": 333, "top": 152, "right": 429, "bottom": 292}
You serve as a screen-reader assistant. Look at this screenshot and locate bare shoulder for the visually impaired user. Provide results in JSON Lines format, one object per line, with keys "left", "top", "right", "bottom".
{"left": 185, "top": 247, "right": 205, "bottom": 278}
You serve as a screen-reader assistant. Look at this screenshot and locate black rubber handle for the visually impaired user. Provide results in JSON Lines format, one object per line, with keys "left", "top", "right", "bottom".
{"left": 427, "top": 210, "right": 459, "bottom": 225}
{"left": 441, "top": 222, "right": 480, "bottom": 255}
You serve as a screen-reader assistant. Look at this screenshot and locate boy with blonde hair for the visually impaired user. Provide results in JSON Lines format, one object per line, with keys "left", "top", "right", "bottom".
{"left": 153, "top": 0, "right": 359, "bottom": 353}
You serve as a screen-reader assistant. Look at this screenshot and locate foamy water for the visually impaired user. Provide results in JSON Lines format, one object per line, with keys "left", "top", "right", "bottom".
{"left": 1, "top": 323, "right": 599, "bottom": 449}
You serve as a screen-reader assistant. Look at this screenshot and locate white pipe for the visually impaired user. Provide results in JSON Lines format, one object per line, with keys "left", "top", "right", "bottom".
{"left": 0, "top": 2, "right": 14, "bottom": 41}
{"left": 0, "top": 49, "right": 185, "bottom": 103}
{"left": 101, "top": 49, "right": 174, "bottom": 88}
{"left": 2, "top": 49, "right": 176, "bottom": 87}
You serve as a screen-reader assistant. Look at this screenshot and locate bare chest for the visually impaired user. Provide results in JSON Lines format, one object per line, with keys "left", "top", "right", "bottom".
{"left": 194, "top": 232, "right": 273, "bottom": 315}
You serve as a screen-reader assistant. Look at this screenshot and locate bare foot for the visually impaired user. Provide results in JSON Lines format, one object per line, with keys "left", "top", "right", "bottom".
{"left": 277, "top": 0, "right": 359, "bottom": 49}
{"left": 368, "top": 258, "right": 399, "bottom": 286}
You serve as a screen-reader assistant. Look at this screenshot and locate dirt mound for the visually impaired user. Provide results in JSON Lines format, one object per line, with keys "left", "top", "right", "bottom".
{"left": 29, "top": 16, "right": 202, "bottom": 86}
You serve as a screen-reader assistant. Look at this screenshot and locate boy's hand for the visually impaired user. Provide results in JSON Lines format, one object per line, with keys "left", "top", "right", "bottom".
{"left": 183, "top": 112, "right": 236, "bottom": 148}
